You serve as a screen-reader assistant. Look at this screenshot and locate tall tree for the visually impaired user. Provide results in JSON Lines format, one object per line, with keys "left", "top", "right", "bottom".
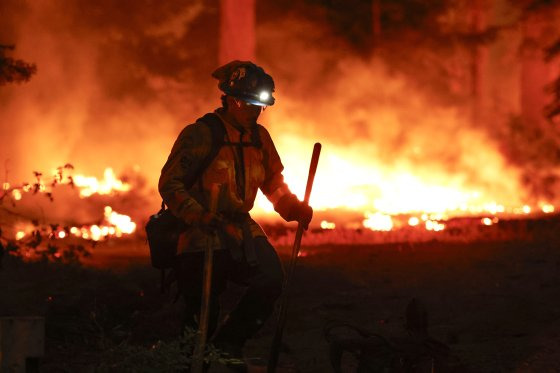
{"left": 219, "top": 0, "right": 255, "bottom": 64}
{"left": 468, "top": 0, "right": 488, "bottom": 124}
{"left": 544, "top": 38, "right": 560, "bottom": 122}
{"left": 371, "top": 0, "right": 381, "bottom": 50}
{"left": 520, "top": 7, "right": 553, "bottom": 128}
{"left": 515, "top": 0, "right": 560, "bottom": 125}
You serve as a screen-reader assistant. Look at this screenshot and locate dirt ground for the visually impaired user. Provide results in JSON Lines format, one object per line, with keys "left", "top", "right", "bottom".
{"left": 2, "top": 233, "right": 560, "bottom": 372}
{"left": 267, "top": 240, "right": 560, "bottom": 372}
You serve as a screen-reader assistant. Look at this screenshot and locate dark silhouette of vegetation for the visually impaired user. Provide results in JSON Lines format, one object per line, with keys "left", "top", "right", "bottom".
{"left": 544, "top": 38, "right": 560, "bottom": 122}
{"left": 0, "top": 164, "right": 92, "bottom": 267}
{"left": 519, "top": 0, "right": 560, "bottom": 122}
{"left": 0, "top": 44, "right": 36, "bottom": 85}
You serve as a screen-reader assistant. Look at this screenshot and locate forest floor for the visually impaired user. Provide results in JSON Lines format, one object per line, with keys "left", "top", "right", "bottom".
{"left": 1, "top": 231, "right": 560, "bottom": 372}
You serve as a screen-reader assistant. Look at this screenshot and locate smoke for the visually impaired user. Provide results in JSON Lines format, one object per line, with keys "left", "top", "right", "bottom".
{"left": 257, "top": 14, "right": 531, "bottom": 208}
{"left": 0, "top": 0, "right": 213, "bottom": 192}
{"left": 0, "top": 0, "right": 558, "bottom": 222}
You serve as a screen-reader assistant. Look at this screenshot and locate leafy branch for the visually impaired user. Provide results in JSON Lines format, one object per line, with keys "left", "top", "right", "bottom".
{"left": 0, "top": 163, "right": 74, "bottom": 205}
{"left": 0, "top": 44, "right": 37, "bottom": 85}
{"left": 0, "top": 164, "right": 109, "bottom": 265}
{"left": 96, "top": 327, "right": 242, "bottom": 372}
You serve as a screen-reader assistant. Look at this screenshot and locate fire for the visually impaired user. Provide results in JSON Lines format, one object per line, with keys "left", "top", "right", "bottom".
{"left": 2, "top": 1, "right": 560, "bottom": 249}
{"left": 2, "top": 167, "right": 132, "bottom": 202}
{"left": 46, "top": 206, "right": 136, "bottom": 242}
{"left": 104, "top": 206, "right": 136, "bottom": 235}
{"left": 541, "top": 204, "right": 555, "bottom": 213}
{"left": 3, "top": 166, "right": 138, "bottom": 244}
{"left": 363, "top": 212, "right": 393, "bottom": 231}
{"left": 320, "top": 220, "right": 336, "bottom": 230}
{"left": 425, "top": 220, "right": 445, "bottom": 232}
{"left": 11, "top": 206, "right": 136, "bottom": 242}
{"left": 251, "top": 135, "right": 558, "bottom": 233}
{"left": 72, "top": 168, "right": 131, "bottom": 197}
{"left": 408, "top": 217, "right": 420, "bottom": 226}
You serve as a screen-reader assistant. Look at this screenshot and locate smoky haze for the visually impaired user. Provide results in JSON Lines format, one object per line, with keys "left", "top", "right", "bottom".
{"left": 0, "top": 0, "right": 558, "bottom": 217}
{"left": 0, "top": 1, "right": 216, "bottom": 190}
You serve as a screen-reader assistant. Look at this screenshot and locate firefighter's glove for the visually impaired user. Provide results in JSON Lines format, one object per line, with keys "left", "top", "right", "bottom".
{"left": 275, "top": 194, "right": 313, "bottom": 230}
{"left": 292, "top": 202, "right": 313, "bottom": 230}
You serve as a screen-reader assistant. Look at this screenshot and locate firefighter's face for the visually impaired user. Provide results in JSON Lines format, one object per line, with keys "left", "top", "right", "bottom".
{"left": 228, "top": 97, "right": 264, "bottom": 128}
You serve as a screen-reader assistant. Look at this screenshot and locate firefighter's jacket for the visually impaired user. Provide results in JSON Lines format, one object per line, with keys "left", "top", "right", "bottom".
{"left": 158, "top": 109, "right": 294, "bottom": 254}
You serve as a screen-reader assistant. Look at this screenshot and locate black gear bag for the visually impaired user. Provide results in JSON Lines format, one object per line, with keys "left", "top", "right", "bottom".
{"left": 145, "top": 203, "right": 187, "bottom": 269}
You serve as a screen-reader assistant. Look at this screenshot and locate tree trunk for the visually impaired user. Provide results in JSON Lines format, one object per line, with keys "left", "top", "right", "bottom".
{"left": 372, "top": 0, "right": 381, "bottom": 51}
{"left": 469, "top": 0, "right": 487, "bottom": 124}
{"left": 521, "top": 10, "right": 552, "bottom": 128}
{"left": 219, "top": 0, "right": 255, "bottom": 64}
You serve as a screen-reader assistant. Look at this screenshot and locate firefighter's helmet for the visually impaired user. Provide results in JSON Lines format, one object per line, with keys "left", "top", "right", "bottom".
{"left": 212, "top": 60, "right": 275, "bottom": 106}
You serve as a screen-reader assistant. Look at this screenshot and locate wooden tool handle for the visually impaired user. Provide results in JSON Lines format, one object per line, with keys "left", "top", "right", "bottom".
{"left": 192, "top": 183, "right": 221, "bottom": 373}
{"left": 267, "top": 143, "right": 322, "bottom": 373}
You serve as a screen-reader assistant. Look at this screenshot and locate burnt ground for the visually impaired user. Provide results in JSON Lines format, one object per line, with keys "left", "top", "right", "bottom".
{"left": 1, "top": 234, "right": 560, "bottom": 372}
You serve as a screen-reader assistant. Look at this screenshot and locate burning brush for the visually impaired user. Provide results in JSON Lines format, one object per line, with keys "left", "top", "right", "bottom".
{"left": 0, "top": 164, "right": 140, "bottom": 263}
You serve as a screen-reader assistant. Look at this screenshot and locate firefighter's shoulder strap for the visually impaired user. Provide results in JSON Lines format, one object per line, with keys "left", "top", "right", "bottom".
{"left": 189, "top": 112, "right": 263, "bottom": 185}
{"left": 182, "top": 113, "right": 227, "bottom": 188}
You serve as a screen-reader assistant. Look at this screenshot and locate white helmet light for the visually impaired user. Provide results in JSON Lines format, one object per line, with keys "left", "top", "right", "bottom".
{"left": 259, "top": 91, "right": 270, "bottom": 102}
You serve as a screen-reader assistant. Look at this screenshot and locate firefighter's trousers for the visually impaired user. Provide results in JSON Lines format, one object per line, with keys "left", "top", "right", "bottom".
{"left": 176, "top": 236, "right": 284, "bottom": 347}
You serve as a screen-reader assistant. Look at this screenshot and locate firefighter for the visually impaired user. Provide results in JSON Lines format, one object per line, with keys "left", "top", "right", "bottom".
{"left": 158, "top": 60, "right": 313, "bottom": 368}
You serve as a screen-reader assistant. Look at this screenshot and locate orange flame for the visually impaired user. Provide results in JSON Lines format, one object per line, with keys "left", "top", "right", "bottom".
{"left": 12, "top": 206, "right": 136, "bottom": 242}
{"left": 320, "top": 220, "right": 336, "bottom": 230}
{"left": 251, "top": 135, "right": 557, "bottom": 233}
{"left": 63, "top": 206, "right": 136, "bottom": 241}
{"left": 72, "top": 168, "right": 131, "bottom": 197}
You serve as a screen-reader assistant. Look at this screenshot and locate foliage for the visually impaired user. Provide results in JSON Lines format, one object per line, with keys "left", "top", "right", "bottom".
{"left": 96, "top": 327, "right": 241, "bottom": 372}
{"left": 0, "top": 164, "right": 92, "bottom": 266}
{"left": 0, "top": 44, "right": 37, "bottom": 85}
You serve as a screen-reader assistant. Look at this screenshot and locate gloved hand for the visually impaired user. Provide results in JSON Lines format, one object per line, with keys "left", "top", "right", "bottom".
{"left": 291, "top": 201, "right": 313, "bottom": 230}
{"left": 275, "top": 194, "right": 314, "bottom": 230}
